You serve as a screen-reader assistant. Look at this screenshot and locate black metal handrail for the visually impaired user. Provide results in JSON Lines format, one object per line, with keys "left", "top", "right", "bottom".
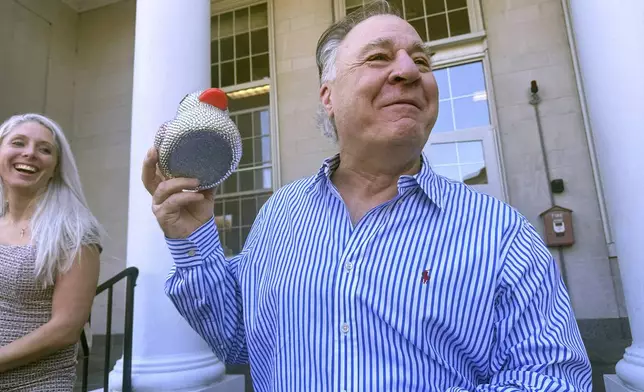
{"left": 78, "top": 266, "right": 139, "bottom": 392}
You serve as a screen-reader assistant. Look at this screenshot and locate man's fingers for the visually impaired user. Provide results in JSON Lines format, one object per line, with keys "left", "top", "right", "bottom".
{"left": 152, "top": 191, "right": 205, "bottom": 217}
{"left": 153, "top": 177, "right": 201, "bottom": 205}
{"left": 199, "top": 188, "right": 216, "bottom": 201}
{"left": 142, "top": 147, "right": 161, "bottom": 195}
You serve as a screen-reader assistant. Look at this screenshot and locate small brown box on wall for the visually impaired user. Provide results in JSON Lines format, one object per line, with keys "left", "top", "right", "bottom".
{"left": 540, "top": 206, "right": 575, "bottom": 247}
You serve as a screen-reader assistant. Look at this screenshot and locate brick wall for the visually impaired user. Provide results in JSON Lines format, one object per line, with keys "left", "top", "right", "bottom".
{"left": 483, "top": 0, "right": 622, "bottom": 319}
{"left": 72, "top": 0, "right": 135, "bottom": 334}
{"left": 273, "top": 0, "right": 338, "bottom": 184}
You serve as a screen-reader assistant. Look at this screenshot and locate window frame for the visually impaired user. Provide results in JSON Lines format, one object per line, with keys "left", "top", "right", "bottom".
{"left": 211, "top": 0, "right": 281, "bottom": 191}
{"left": 210, "top": 0, "right": 281, "bottom": 253}
{"left": 430, "top": 44, "right": 508, "bottom": 201}
{"left": 335, "top": 0, "right": 485, "bottom": 40}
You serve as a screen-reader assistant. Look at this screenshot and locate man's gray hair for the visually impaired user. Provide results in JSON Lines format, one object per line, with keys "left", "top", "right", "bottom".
{"left": 314, "top": 0, "right": 401, "bottom": 142}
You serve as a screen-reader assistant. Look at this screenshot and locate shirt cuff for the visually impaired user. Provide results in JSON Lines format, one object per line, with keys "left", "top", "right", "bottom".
{"left": 165, "top": 217, "right": 221, "bottom": 267}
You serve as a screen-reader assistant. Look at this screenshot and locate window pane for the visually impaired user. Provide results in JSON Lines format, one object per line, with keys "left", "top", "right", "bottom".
{"left": 236, "top": 57, "right": 251, "bottom": 84}
{"left": 433, "top": 68, "right": 449, "bottom": 100}
{"left": 241, "top": 227, "right": 251, "bottom": 245}
{"left": 389, "top": 0, "right": 403, "bottom": 14}
{"left": 211, "top": 17, "right": 219, "bottom": 40}
{"left": 236, "top": 113, "right": 253, "bottom": 139}
{"left": 221, "top": 172, "right": 238, "bottom": 194}
{"left": 425, "top": 0, "right": 445, "bottom": 14}
{"left": 428, "top": 142, "right": 457, "bottom": 165}
{"left": 346, "top": 0, "right": 362, "bottom": 7}
{"left": 409, "top": 18, "right": 428, "bottom": 42}
{"left": 254, "top": 136, "right": 271, "bottom": 164}
{"left": 250, "top": 3, "right": 268, "bottom": 29}
{"left": 225, "top": 198, "right": 239, "bottom": 227}
{"left": 223, "top": 173, "right": 237, "bottom": 194}
{"left": 220, "top": 37, "right": 234, "bottom": 61}
{"left": 241, "top": 197, "right": 256, "bottom": 226}
{"left": 252, "top": 54, "right": 270, "bottom": 80}
{"left": 255, "top": 168, "right": 272, "bottom": 190}
{"left": 447, "top": 0, "right": 467, "bottom": 9}
{"left": 240, "top": 137, "right": 253, "bottom": 167}
{"left": 253, "top": 109, "right": 270, "bottom": 136}
{"left": 404, "top": 0, "right": 425, "bottom": 19}
{"left": 219, "top": 12, "right": 234, "bottom": 37}
{"left": 449, "top": 62, "right": 485, "bottom": 97}
{"left": 214, "top": 202, "right": 223, "bottom": 217}
{"left": 235, "top": 8, "right": 249, "bottom": 34}
{"left": 346, "top": 6, "right": 361, "bottom": 15}
{"left": 211, "top": 40, "right": 219, "bottom": 63}
{"left": 448, "top": 9, "right": 470, "bottom": 36}
{"left": 457, "top": 141, "right": 485, "bottom": 163}
{"left": 251, "top": 28, "right": 269, "bottom": 54}
{"left": 236, "top": 32, "right": 250, "bottom": 58}
{"left": 453, "top": 96, "right": 489, "bottom": 130}
{"left": 211, "top": 65, "right": 219, "bottom": 88}
{"left": 433, "top": 165, "right": 461, "bottom": 181}
{"left": 220, "top": 61, "right": 235, "bottom": 87}
{"left": 462, "top": 163, "right": 487, "bottom": 184}
{"left": 227, "top": 228, "right": 241, "bottom": 254}
{"left": 239, "top": 169, "right": 255, "bottom": 192}
{"left": 258, "top": 193, "right": 270, "bottom": 209}
{"left": 433, "top": 101, "right": 454, "bottom": 133}
{"left": 427, "top": 14, "right": 449, "bottom": 41}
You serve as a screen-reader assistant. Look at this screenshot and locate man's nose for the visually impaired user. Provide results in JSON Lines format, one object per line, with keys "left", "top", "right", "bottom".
{"left": 388, "top": 50, "right": 421, "bottom": 84}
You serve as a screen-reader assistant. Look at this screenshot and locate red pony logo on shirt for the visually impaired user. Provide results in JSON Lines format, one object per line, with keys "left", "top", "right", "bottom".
{"left": 421, "top": 269, "right": 430, "bottom": 284}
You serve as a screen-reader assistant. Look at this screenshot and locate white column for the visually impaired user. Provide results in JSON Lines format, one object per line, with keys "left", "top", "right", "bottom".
{"left": 568, "top": 1, "right": 644, "bottom": 391}
{"left": 107, "top": 1, "right": 243, "bottom": 391}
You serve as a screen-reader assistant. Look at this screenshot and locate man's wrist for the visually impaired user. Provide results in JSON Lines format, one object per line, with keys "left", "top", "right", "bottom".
{"left": 166, "top": 217, "right": 220, "bottom": 267}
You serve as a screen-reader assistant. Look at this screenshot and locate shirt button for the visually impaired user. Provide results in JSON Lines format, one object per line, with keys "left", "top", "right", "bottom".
{"left": 344, "top": 261, "right": 353, "bottom": 271}
{"left": 187, "top": 249, "right": 196, "bottom": 257}
{"left": 341, "top": 323, "right": 349, "bottom": 334}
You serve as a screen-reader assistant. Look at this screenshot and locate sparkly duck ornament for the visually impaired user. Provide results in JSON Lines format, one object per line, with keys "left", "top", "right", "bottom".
{"left": 154, "top": 88, "right": 242, "bottom": 190}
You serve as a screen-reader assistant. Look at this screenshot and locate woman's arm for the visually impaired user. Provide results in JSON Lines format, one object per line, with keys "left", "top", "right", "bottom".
{"left": 0, "top": 245, "right": 100, "bottom": 372}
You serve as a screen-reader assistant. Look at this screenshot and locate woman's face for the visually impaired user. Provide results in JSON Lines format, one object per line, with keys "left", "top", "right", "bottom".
{"left": 0, "top": 121, "right": 58, "bottom": 195}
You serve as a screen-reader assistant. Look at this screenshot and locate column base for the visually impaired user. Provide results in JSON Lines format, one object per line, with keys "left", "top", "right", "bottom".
{"left": 604, "top": 375, "right": 642, "bottom": 392}
{"left": 90, "top": 375, "right": 244, "bottom": 392}
{"left": 107, "top": 352, "right": 227, "bottom": 391}
{"left": 205, "top": 374, "right": 245, "bottom": 392}
{"left": 613, "top": 344, "right": 644, "bottom": 391}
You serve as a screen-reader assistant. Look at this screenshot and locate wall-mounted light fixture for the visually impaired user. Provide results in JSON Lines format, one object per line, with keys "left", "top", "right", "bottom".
{"left": 227, "top": 84, "right": 270, "bottom": 99}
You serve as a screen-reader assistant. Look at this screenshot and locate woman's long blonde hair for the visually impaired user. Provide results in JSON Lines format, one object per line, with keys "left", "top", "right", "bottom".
{"left": 0, "top": 113, "right": 104, "bottom": 286}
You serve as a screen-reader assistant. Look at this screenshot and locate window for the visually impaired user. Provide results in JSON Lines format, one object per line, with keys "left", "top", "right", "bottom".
{"left": 422, "top": 59, "right": 503, "bottom": 198}
{"left": 427, "top": 141, "right": 486, "bottom": 184}
{"left": 344, "top": 0, "right": 476, "bottom": 42}
{"left": 433, "top": 61, "right": 490, "bottom": 134}
{"left": 427, "top": 61, "right": 490, "bottom": 186}
{"left": 339, "top": 0, "right": 504, "bottom": 199}
{"left": 211, "top": 2, "right": 274, "bottom": 256}
{"left": 211, "top": 3, "right": 270, "bottom": 88}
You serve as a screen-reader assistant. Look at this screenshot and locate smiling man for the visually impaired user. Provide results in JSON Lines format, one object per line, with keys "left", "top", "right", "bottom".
{"left": 143, "top": 1, "right": 592, "bottom": 391}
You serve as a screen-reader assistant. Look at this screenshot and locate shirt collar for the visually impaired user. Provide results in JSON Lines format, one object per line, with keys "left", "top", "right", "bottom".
{"left": 304, "top": 152, "right": 445, "bottom": 210}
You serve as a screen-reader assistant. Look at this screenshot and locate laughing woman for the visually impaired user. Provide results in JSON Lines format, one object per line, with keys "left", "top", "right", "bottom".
{"left": 0, "top": 113, "right": 103, "bottom": 391}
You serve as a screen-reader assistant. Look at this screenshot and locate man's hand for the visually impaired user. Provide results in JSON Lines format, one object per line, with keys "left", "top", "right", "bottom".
{"left": 142, "top": 147, "right": 215, "bottom": 239}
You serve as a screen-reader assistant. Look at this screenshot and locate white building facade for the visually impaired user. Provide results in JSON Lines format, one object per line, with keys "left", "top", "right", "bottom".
{"left": 0, "top": 0, "right": 642, "bottom": 391}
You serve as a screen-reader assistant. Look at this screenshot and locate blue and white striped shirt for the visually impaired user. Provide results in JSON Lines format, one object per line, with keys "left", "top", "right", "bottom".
{"left": 165, "top": 153, "right": 592, "bottom": 391}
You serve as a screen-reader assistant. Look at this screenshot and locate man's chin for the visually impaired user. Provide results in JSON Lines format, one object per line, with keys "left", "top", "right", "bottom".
{"left": 382, "top": 120, "right": 427, "bottom": 139}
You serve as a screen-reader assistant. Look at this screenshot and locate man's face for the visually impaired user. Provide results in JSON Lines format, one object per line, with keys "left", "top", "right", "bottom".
{"left": 321, "top": 15, "right": 439, "bottom": 153}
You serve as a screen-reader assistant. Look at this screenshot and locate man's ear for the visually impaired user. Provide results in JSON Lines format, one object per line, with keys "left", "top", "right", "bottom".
{"left": 320, "top": 84, "right": 333, "bottom": 117}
